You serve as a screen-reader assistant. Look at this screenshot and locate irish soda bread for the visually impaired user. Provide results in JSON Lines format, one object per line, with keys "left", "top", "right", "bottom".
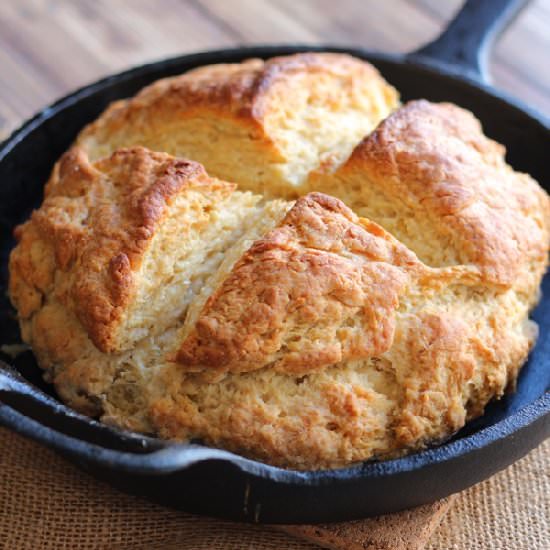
{"left": 9, "top": 53, "right": 550, "bottom": 469}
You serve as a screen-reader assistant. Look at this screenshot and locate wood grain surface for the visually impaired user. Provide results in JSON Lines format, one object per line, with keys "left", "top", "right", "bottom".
{"left": 0, "top": 0, "right": 548, "bottom": 142}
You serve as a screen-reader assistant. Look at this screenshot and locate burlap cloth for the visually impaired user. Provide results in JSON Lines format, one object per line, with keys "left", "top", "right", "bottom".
{"left": 0, "top": 427, "right": 547, "bottom": 550}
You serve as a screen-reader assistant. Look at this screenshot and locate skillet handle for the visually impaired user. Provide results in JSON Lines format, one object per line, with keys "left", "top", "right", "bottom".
{"left": 410, "top": 0, "right": 530, "bottom": 83}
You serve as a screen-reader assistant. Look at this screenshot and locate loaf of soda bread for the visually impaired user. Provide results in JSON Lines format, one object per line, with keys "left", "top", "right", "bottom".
{"left": 9, "top": 54, "right": 549, "bottom": 469}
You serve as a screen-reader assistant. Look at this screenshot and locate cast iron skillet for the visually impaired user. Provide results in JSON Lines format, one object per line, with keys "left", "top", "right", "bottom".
{"left": 0, "top": 0, "right": 548, "bottom": 524}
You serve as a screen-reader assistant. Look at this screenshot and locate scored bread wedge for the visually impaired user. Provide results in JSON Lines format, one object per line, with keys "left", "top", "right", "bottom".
{"left": 176, "top": 192, "right": 422, "bottom": 376}
{"left": 311, "top": 100, "right": 550, "bottom": 296}
{"left": 9, "top": 146, "right": 290, "bottom": 355}
{"left": 76, "top": 53, "right": 399, "bottom": 198}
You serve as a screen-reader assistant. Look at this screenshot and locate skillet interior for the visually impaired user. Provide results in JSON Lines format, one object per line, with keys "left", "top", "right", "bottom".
{"left": 0, "top": 46, "right": 549, "bottom": 523}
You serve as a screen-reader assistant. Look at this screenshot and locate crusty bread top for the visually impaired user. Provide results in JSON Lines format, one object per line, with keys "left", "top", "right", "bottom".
{"left": 11, "top": 147, "right": 236, "bottom": 353}
{"left": 339, "top": 100, "right": 550, "bottom": 287}
{"left": 79, "top": 52, "right": 396, "bottom": 143}
{"left": 176, "top": 192, "right": 424, "bottom": 375}
{"left": 76, "top": 53, "right": 399, "bottom": 194}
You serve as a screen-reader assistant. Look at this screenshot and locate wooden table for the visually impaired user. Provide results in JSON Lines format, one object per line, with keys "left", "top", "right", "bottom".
{"left": 0, "top": 0, "right": 548, "bottom": 141}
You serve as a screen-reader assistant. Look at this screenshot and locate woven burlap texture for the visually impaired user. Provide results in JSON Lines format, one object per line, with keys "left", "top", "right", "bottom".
{"left": 427, "top": 437, "right": 549, "bottom": 550}
{"left": 0, "top": 427, "right": 548, "bottom": 550}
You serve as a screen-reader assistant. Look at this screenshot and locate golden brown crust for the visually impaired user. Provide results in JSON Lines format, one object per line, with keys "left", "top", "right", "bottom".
{"left": 10, "top": 146, "right": 235, "bottom": 353}
{"left": 176, "top": 193, "right": 419, "bottom": 375}
{"left": 79, "top": 52, "right": 395, "bottom": 141}
{"left": 80, "top": 58, "right": 267, "bottom": 141}
{"left": 342, "top": 100, "right": 550, "bottom": 287}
